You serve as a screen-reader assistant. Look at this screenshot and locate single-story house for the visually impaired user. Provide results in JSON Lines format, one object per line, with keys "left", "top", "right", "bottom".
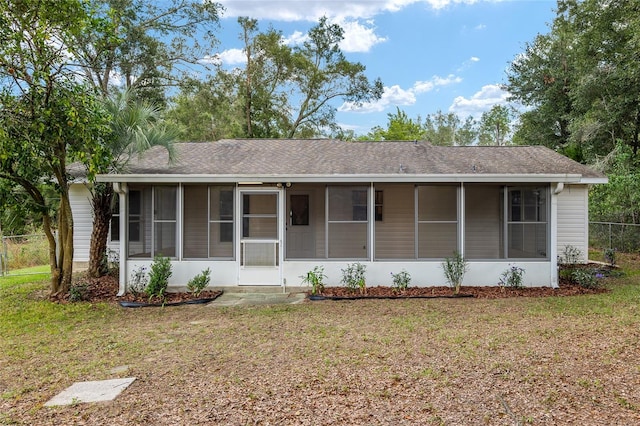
{"left": 69, "top": 139, "right": 607, "bottom": 294}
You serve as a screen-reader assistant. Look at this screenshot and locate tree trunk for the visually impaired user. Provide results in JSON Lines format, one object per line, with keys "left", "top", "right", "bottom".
{"left": 88, "top": 183, "right": 114, "bottom": 278}
{"left": 51, "top": 191, "right": 74, "bottom": 296}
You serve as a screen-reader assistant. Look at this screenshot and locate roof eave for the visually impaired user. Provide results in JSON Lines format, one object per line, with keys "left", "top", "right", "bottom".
{"left": 96, "top": 173, "right": 593, "bottom": 184}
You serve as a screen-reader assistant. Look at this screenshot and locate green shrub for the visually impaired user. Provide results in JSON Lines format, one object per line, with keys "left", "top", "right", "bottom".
{"left": 571, "top": 269, "right": 601, "bottom": 289}
{"left": 499, "top": 265, "right": 525, "bottom": 289}
{"left": 187, "top": 268, "right": 211, "bottom": 297}
{"left": 146, "top": 256, "right": 172, "bottom": 300}
{"left": 442, "top": 251, "right": 468, "bottom": 295}
{"left": 341, "top": 262, "right": 366, "bottom": 294}
{"left": 68, "top": 282, "right": 88, "bottom": 302}
{"left": 391, "top": 270, "right": 411, "bottom": 291}
{"left": 300, "top": 266, "right": 327, "bottom": 295}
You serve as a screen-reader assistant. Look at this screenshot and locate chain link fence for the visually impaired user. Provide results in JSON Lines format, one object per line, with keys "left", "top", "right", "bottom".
{"left": 589, "top": 222, "right": 640, "bottom": 253}
{"left": 0, "top": 234, "right": 49, "bottom": 276}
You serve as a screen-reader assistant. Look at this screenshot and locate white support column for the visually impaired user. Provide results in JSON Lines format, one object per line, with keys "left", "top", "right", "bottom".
{"left": 114, "top": 182, "right": 128, "bottom": 296}
{"left": 459, "top": 183, "right": 465, "bottom": 257}
{"left": 177, "top": 183, "right": 183, "bottom": 261}
{"left": 550, "top": 183, "right": 561, "bottom": 288}
{"left": 369, "top": 182, "right": 375, "bottom": 261}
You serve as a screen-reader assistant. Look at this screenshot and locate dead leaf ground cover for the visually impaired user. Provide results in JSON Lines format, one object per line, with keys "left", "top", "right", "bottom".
{"left": 1, "top": 254, "right": 640, "bottom": 425}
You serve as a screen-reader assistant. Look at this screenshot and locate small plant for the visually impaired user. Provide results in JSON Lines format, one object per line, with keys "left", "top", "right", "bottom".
{"left": 68, "top": 282, "right": 88, "bottom": 302}
{"left": 560, "top": 245, "right": 582, "bottom": 265}
{"left": 187, "top": 268, "right": 211, "bottom": 297}
{"left": 604, "top": 248, "right": 616, "bottom": 266}
{"left": 300, "top": 266, "right": 327, "bottom": 296}
{"left": 499, "top": 265, "right": 525, "bottom": 289}
{"left": 128, "top": 265, "right": 148, "bottom": 296}
{"left": 442, "top": 251, "right": 468, "bottom": 295}
{"left": 146, "top": 256, "right": 172, "bottom": 301}
{"left": 341, "top": 262, "right": 367, "bottom": 295}
{"left": 391, "top": 270, "right": 411, "bottom": 292}
{"left": 571, "top": 268, "right": 601, "bottom": 289}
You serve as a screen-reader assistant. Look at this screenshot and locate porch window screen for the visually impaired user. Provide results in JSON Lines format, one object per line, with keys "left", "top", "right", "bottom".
{"left": 128, "top": 187, "right": 151, "bottom": 258}
{"left": 417, "top": 185, "right": 458, "bottom": 258}
{"left": 128, "top": 185, "right": 177, "bottom": 258}
{"left": 465, "top": 185, "right": 503, "bottom": 259}
{"left": 153, "top": 186, "right": 177, "bottom": 258}
{"left": 183, "top": 185, "right": 235, "bottom": 259}
{"left": 210, "top": 187, "right": 234, "bottom": 258}
{"left": 507, "top": 187, "right": 548, "bottom": 258}
{"left": 327, "top": 186, "right": 368, "bottom": 259}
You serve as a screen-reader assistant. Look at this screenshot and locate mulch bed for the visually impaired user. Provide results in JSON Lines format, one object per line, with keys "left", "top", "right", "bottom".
{"left": 62, "top": 264, "right": 612, "bottom": 305}
{"left": 314, "top": 281, "right": 608, "bottom": 300}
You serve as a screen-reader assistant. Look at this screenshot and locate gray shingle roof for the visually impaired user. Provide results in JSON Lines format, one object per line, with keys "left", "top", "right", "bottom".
{"left": 97, "top": 139, "right": 605, "bottom": 182}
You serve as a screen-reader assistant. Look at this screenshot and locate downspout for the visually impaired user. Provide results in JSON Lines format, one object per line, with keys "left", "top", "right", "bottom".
{"left": 113, "top": 182, "right": 128, "bottom": 296}
{"left": 550, "top": 183, "right": 564, "bottom": 288}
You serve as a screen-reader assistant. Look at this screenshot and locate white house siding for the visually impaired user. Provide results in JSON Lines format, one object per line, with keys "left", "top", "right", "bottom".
{"left": 70, "top": 183, "right": 93, "bottom": 266}
{"left": 70, "top": 183, "right": 120, "bottom": 269}
{"left": 557, "top": 184, "right": 589, "bottom": 263}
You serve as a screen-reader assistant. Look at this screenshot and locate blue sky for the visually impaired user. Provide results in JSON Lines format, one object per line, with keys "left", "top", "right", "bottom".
{"left": 209, "top": 0, "right": 557, "bottom": 135}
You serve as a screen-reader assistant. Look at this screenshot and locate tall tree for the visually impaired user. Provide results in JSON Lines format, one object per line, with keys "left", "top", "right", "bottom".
{"left": 478, "top": 105, "right": 512, "bottom": 146}
{"left": 368, "top": 108, "right": 425, "bottom": 141}
{"left": 0, "top": 0, "right": 111, "bottom": 295}
{"left": 424, "top": 111, "right": 477, "bottom": 146}
{"left": 73, "top": 0, "right": 222, "bottom": 104}
{"left": 506, "top": 4, "right": 576, "bottom": 153}
{"left": 87, "top": 90, "right": 177, "bottom": 277}
{"left": 287, "top": 17, "right": 383, "bottom": 137}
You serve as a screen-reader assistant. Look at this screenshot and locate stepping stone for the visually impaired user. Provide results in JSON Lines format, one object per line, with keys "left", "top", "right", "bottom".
{"left": 44, "top": 377, "right": 136, "bottom": 406}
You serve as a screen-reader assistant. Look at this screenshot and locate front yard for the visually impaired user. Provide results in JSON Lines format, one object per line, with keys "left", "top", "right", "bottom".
{"left": 1, "top": 256, "right": 640, "bottom": 425}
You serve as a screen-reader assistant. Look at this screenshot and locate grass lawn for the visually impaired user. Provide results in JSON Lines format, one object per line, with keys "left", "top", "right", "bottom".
{"left": 1, "top": 257, "right": 640, "bottom": 425}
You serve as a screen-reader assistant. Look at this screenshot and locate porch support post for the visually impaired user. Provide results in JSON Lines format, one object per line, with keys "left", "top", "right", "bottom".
{"left": 369, "top": 182, "right": 375, "bottom": 261}
{"left": 550, "top": 183, "right": 561, "bottom": 288}
{"left": 459, "top": 183, "right": 465, "bottom": 257}
{"left": 114, "top": 182, "right": 128, "bottom": 296}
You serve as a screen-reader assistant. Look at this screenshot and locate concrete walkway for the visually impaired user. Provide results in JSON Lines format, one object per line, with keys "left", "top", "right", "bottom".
{"left": 208, "top": 292, "right": 307, "bottom": 307}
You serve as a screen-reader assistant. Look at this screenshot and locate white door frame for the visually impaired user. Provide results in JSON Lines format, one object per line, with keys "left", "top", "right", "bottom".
{"left": 237, "top": 187, "right": 284, "bottom": 286}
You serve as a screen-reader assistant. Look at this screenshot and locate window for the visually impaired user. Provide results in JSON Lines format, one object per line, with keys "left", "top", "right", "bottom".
{"left": 327, "top": 186, "right": 368, "bottom": 258}
{"left": 210, "top": 187, "right": 235, "bottom": 258}
{"left": 110, "top": 197, "right": 120, "bottom": 242}
{"left": 507, "top": 187, "right": 547, "bottom": 258}
{"left": 128, "top": 190, "right": 141, "bottom": 242}
{"left": 417, "top": 185, "right": 458, "bottom": 258}
{"left": 375, "top": 190, "right": 383, "bottom": 221}
{"left": 352, "top": 190, "right": 367, "bottom": 221}
{"left": 153, "top": 186, "right": 177, "bottom": 258}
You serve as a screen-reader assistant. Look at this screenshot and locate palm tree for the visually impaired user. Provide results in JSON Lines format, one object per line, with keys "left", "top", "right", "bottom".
{"left": 87, "top": 89, "right": 177, "bottom": 278}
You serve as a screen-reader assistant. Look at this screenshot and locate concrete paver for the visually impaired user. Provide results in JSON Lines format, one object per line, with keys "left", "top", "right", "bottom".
{"left": 208, "top": 292, "right": 307, "bottom": 307}
{"left": 44, "top": 378, "right": 136, "bottom": 406}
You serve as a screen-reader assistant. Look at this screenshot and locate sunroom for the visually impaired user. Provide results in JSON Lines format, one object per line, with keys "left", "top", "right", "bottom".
{"left": 79, "top": 139, "right": 606, "bottom": 294}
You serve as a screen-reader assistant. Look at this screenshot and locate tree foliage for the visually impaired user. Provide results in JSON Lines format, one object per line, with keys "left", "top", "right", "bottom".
{"left": 507, "top": 0, "right": 640, "bottom": 162}
{"left": 168, "top": 16, "right": 383, "bottom": 139}
{"left": 0, "top": 0, "right": 111, "bottom": 295}
{"left": 73, "top": 0, "right": 222, "bottom": 104}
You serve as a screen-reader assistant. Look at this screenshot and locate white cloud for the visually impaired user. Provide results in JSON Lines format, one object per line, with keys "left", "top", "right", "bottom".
{"left": 282, "top": 31, "right": 307, "bottom": 46}
{"left": 474, "top": 24, "right": 487, "bottom": 30}
{"left": 413, "top": 74, "right": 462, "bottom": 94}
{"left": 449, "top": 83, "right": 509, "bottom": 118}
{"left": 339, "top": 19, "right": 387, "bottom": 53}
{"left": 201, "top": 48, "right": 247, "bottom": 66}
{"left": 470, "top": 56, "right": 480, "bottom": 62}
{"left": 340, "top": 72, "right": 462, "bottom": 113}
{"left": 339, "top": 84, "right": 417, "bottom": 113}
{"left": 218, "top": 0, "right": 494, "bottom": 22}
